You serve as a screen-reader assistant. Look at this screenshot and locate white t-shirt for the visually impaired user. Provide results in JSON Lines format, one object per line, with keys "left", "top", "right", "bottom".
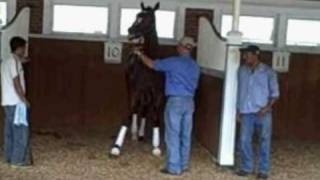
{"left": 1, "top": 54, "right": 26, "bottom": 106}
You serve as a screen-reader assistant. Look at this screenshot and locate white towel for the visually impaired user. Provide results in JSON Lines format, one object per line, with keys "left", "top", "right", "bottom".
{"left": 14, "top": 103, "right": 28, "bottom": 126}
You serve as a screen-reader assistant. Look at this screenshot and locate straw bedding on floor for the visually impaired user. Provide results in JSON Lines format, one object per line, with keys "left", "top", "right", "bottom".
{"left": 0, "top": 129, "right": 319, "bottom": 180}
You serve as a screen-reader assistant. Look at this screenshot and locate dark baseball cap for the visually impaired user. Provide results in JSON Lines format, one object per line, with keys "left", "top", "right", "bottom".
{"left": 240, "top": 45, "right": 260, "bottom": 54}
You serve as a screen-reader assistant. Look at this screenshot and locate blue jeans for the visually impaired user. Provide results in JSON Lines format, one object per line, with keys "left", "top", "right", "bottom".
{"left": 164, "top": 96, "right": 194, "bottom": 174}
{"left": 3, "top": 105, "right": 30, "bottom": 165}
{"left": 239, "top": 112, "right": 272, "bottom": 174}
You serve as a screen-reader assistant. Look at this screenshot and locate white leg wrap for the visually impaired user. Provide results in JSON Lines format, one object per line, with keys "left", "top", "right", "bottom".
{"left": 131, "top": 114, "right": 138, "bottom": 140}
{"left": 138, "top": 118, "right": 146, "bottom": 137}
{"left": 110, "top": 126, "right": 128, "bottom": 156}
{"left": 152, "top": 127, "right": 161, "bottom": 156}
{"left": 115, "top": 126, "right": 128, "bottom": 147}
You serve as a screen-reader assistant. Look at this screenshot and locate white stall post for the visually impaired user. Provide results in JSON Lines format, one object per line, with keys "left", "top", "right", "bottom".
{"left": 218, "top": 0, "right": 242, "bottom": 166}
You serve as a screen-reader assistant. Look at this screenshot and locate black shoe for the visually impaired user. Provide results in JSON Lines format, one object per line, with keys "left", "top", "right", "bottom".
{"left": 257, "top": 173, "right": 268, "bottom": 179}
{"left": 236, "top": 170, "right": 251, "bottom": 177}
{"left": 160, "top": 169, "right": 181, "bottom": 176}
{"left": 182, "top": 168, "right": 190, "bottom": 173}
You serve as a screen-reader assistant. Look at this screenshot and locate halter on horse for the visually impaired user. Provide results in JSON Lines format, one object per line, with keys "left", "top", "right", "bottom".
{"left": 110, "top": 2, "right": 164, "bottom": 157}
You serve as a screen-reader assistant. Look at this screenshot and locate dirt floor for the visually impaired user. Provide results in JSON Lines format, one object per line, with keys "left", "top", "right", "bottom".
{"left": 0, "top": 129, "right": 320, "bottom": 180}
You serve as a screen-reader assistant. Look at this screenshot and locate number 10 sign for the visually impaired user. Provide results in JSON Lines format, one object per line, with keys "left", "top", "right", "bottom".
{"left": 104, "top": 41, "right": 122, "bottom": 64}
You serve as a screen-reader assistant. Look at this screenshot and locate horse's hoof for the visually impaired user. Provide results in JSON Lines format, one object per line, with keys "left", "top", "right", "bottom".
{"left": 152, "top": 148, "right": 161, "bottom": 156}
{"left": 110, "top": 147, "right": 121, "bottom": 156}
{"left": 132, "top": 135, "right": 138, "bottom": 141}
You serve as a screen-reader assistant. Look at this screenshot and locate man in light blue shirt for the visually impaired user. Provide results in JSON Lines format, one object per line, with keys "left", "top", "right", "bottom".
{"left": 135, "top": 36, "right": 200, "bottom": 176}
{"left": 236, "top": 45, "right": 279, "bottom": 179}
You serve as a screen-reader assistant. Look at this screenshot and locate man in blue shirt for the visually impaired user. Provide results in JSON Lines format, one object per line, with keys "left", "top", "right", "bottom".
{"left": 237, "top": 45, "right": 280, "bottom": 179}
{"left": 135, "top": 36, "right": 200, "bottom": 176}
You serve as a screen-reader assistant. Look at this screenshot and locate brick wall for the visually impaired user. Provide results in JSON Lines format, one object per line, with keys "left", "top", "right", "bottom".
{"left": 17, "top": 0, "right": 43, "bottom": 33}
{"left": 184, "top": 8, "right": 214, "bottom": 41}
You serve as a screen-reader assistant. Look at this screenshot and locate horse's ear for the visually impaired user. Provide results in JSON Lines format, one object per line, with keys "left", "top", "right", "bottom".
{"left": 140, "top": 2, "right": 146, "bottom": 10}
{"left": 153, "top": 2, "right": 160, "bottom": 11}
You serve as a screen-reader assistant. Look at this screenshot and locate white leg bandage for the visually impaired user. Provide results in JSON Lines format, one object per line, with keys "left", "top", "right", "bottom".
{"left": 115, "top": 126, "right": 128, "bottom": 147}
{"left": 131, "top": 114, "right": 138, "bottom": 140}
{"left": 152, "top": 127, "right": 161, "bottom": 156}
{"left": 111, "top": 126, "right": 128, "bottom": 156}
{"left": 138, "top": 118, "right": 146, "bottom": 138}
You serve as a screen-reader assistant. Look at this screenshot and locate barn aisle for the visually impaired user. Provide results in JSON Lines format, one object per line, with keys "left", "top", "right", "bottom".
{"left": 0, "top": 128, "right": 319, "bottom": 180}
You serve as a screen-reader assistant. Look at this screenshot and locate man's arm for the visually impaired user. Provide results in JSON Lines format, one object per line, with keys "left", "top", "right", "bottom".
{"left": 135, "top": 50, "right": 154, "bottom": 69}
{"left": 10, "top": 59, "right": 30, "bottom": 107}
{"left": 258, "top": 70, "right": 279, "bottom": 116}
{"left": 13, "top": 76, "right": 30, "bottom": 107}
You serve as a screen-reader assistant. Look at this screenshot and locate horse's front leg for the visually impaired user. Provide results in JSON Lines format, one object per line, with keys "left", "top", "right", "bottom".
{"left": 110, "top": 116, "right": 131, "bottom": 157}
{"left": 152, "top": 125, "right": 161, "bottom": 156}
{"left": 151, "top": 93, "right": 164, "bottom": 156}
{"left": 110, "top": 94, "right": 138, "bottom": 157}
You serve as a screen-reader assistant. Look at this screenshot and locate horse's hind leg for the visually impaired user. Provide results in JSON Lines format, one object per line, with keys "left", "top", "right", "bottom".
{"left": 138, "top": 117, "right": 146, "bottom": 141}
{"left": 138, "top": 108, "right": 147, "bottom": 141}
{"left": 131, "top": 113, "right": 138, "bottom": 141}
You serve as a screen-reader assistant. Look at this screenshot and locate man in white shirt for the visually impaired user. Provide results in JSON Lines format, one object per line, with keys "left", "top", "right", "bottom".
{"left": 1, "top": 36, "right": 31, "bottom": 166}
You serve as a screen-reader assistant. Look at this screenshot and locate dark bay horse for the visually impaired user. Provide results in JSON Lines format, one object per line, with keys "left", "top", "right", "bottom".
{"left": 110, "top": 2, "right": 164, "bottom": 156}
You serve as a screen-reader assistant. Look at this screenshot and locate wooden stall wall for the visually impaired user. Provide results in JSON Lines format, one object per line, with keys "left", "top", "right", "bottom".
{"left": 26, "top": 38, "right": 176, "bottom": 130}
{"left": 256, "top": 52, "right": 320, "bottom": 140}
{"left": 278, "top": 53, "right": 320, "bottom": 140}
{"left": 194, "top": 75, "right": 223, "bottom": 156}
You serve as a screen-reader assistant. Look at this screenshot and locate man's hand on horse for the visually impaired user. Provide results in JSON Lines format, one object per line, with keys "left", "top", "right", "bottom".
{"left": 134, "top": 49, "right": 144, "bottom": 57}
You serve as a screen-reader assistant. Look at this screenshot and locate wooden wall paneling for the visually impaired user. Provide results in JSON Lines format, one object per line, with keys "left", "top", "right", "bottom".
{"left": 194, "top": 75, "right": 223, "bottom": 156}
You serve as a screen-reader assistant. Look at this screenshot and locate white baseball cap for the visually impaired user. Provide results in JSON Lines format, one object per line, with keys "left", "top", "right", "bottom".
{"left": 178, "top": 36, "right": 196, "bottom": 49}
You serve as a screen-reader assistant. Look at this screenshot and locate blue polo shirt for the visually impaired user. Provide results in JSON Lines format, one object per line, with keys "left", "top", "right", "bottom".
{"left": 154, "top": 54, "right": 200, "bottom": 97}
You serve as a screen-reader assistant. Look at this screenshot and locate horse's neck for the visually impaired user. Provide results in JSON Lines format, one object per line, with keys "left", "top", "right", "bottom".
{"left": 143, "top": 31, "right": 158, "bottom": 59}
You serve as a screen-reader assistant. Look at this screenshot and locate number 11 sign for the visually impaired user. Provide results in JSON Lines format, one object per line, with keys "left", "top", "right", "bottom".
{"left": 104, "top": 41, "right": 122, "bottom": 64}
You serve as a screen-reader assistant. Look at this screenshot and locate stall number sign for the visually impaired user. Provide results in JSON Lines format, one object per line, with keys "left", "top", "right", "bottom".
{"left": 104, "top": 42, "right": 122, "bottom": 64}
{"left": 272, "top": 51, "right": 290, "bottom": 73}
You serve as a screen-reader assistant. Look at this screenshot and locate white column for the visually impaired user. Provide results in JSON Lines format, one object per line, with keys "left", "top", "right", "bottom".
{"left": 275, "top": 13, "right": 287, "bottom": 49}
{"left": 232, "top": 0, "right": 241, "bottom": 32}
{"left": 109, "top": 2, "right": 120, "bottom": 40}
{"left": 218, "top": 0, "right": 242, "bottom": 166}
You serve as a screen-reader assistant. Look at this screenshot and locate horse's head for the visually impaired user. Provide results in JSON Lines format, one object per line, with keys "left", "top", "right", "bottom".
{"left": 128, "top": 2, "right": 160, "bottom": 41}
